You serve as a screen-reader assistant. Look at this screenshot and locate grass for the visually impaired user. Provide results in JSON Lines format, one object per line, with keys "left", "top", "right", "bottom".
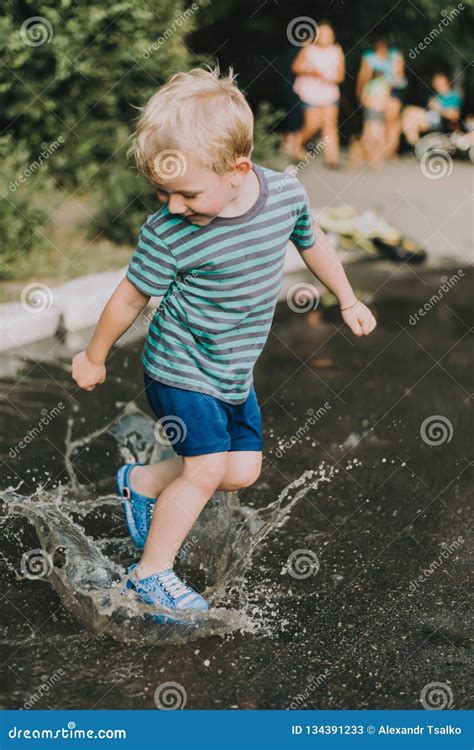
{"left": 1, "top": 193, "right": 134, "bottom": 304}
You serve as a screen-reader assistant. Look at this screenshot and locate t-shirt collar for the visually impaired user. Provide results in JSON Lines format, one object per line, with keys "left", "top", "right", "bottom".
{"left": 208, "top": 162, "right": 269, "bottom": 227}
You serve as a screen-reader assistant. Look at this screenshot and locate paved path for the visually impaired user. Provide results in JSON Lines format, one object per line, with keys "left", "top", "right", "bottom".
{"left": 299, "top": 154, "right": 473, "bottom": 268}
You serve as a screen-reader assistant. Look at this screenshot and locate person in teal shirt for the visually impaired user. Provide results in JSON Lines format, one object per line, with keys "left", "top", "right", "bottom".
{"left": 356, "top": 36, "right": 407, "bottom": 159}
{"left": 403, "top": 72, "right": 462, "bottom": 145}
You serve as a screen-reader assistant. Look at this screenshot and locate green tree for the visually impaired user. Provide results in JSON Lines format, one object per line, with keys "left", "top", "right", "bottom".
{"left": 0, "top": 1, "right": 198, "bottom": 255}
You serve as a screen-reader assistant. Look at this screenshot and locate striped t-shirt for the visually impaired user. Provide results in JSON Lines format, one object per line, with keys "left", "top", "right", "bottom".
{"left": 126, "top": 163, "right": 316, "bottom": 405}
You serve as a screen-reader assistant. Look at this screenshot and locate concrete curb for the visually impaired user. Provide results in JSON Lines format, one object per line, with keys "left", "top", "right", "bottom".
{"left": 0, "top": 244, "right": 314, "bottom": 353}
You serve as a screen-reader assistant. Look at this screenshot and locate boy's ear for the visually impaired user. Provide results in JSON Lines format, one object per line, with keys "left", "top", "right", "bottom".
{"left": 232, "top": 157, "right": 252, "bottom": 182}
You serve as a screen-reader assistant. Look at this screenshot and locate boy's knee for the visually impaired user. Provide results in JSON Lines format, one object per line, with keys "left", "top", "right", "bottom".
{"left": 223, "top": 471, "right": 260, "bottom": 492}
{"left": 239, "top": 466, "right": 261, "bottom": 489}
{"left": 221, "top": 458, "right": 262, "bottom": 491}
{"left": 182, "top": 453, "right": 229, "bottom": 491}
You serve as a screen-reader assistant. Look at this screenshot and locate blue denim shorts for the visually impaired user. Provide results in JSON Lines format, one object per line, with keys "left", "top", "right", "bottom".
{"left": 143, "top": 371, "right": 263, "bottom": 457}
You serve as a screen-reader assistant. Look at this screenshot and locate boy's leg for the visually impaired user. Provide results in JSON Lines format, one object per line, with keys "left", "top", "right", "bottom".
{"left": 218, "top": 450, "right": 262, "bottom": 491}
{"left": 129, "top": 456, "right": 183, "bottom": 497}
{"left": 134, "top": 452, "right": 229, "bottom": 577}
{"left": 131, "top": 449, "right": 262, "bottom": 498}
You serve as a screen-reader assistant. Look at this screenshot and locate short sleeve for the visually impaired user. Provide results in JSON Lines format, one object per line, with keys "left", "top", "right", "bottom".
{"left": 126, "top": 220, "right": 177, "bottom": 297}
{"left": 289, "top": 191, "right": 316, "bottom": 251}
{"left": 450, "top": 92, "right": 462, "bottom": 110}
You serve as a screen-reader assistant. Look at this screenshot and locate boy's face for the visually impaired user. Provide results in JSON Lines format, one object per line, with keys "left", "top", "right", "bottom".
{"left": 152, "top": 158, "right": 250, "bottom": 226}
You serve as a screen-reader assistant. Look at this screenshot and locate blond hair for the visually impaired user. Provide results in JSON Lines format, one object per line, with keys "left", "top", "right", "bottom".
{"left": 128, "top": 65, "right": 254, "bottom": 183}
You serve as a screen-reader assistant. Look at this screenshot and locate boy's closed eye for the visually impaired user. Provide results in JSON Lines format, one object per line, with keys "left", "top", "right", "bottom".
{"left": 156, "top": 188, "right": 199, "bottom": 200}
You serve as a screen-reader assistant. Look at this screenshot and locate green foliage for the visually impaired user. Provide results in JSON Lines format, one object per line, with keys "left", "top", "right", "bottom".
{"left": 1, "top": 0, "right": 282, "bottom": 252}
{"left": 0, "top": 136, "right": 52, "bottom": 277}
{"left": 0, "top": 1, "right": 196, "bottom": 250}
{"left": 252, "top": 101, "right": 286, "bottom": 166}
{"left": 91, "top": 160, "right": 159, "bottom": 246}
{"left": 1, "top": 1, "right": 194, "bottom": 188}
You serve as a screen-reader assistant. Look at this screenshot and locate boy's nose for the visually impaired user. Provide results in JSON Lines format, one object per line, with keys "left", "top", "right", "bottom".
{"left": 168, "top": 195, "right": 187, "bottom": 215}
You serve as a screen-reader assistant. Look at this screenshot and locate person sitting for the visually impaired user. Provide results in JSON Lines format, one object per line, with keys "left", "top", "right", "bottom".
{"left": 402, "top": 72, "right": 462, "bottom": 146}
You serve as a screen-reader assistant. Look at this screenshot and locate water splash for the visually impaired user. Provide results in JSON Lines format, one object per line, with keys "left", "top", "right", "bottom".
{"left": 1, "top": 406, "right": 334, "bottom": 644}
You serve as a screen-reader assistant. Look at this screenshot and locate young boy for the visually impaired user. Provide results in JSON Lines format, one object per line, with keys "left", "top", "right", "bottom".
{"left": 71, "top": 66, "right": 376, "bottom": 621}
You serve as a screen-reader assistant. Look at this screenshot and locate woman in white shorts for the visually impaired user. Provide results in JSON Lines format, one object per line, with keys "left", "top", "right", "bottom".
{"left": 290, "top": 21, "right": 345, "bottom": 167}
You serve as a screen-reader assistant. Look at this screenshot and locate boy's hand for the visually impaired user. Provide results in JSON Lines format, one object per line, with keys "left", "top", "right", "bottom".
{"left": 340, "top": 300, "right": 377, "bottom": 337}
{"left": 71, "top": 351, "right": 106, "bottom": 391}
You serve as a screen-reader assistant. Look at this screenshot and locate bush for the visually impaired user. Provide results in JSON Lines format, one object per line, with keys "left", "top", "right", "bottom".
{"left": 0, "top": 1, "right": 197, "bottom": 254}
{"left": 0, "top": 136, "right": 53, "bottom": 277}
{"left": 0, "top": 1, "right": 291, "bottom": 256}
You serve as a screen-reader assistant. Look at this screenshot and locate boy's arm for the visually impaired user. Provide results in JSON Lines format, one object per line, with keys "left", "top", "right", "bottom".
{"left": 72, "top": 277, "right": 150, "bottom": 391}
{"left": 297, "top": 224, "right": 377, "bottom": 337}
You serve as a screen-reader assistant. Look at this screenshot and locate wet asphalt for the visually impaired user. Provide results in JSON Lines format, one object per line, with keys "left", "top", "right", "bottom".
{"left": 0, "top": 262, "right": 472, "bottom": 710}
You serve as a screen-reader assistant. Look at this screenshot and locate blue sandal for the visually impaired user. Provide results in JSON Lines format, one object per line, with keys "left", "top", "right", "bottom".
{"left": 116, "top": 463, "right": 156, "bottom": 549}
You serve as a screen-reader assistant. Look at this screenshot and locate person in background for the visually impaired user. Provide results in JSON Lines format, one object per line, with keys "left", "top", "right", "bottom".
{"left": 356, "top": 35, "right": 407, "bottom": 159}
{"left": 289, "top": 20, "right": 345, "bottom": 167}
{"left": 402, "top": 72, "right": 462, "bottom": 145}
{"left": 350, "top": 69, "right": 391, "bottom": 169}
{"left": 279, "top": 44, "right": 306, "bottom": 159}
